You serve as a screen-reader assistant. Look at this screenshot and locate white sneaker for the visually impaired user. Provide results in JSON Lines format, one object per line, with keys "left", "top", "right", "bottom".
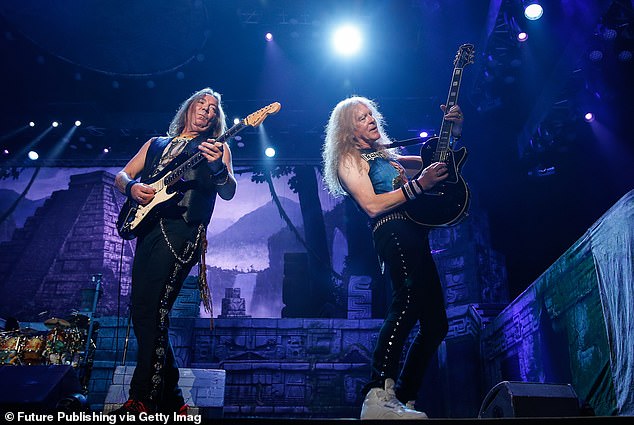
{"left": 405, "top": 400, "right": 429, "bottom": 417}
{"left": 360, "top": 379, "right": 428, "bottom": 420}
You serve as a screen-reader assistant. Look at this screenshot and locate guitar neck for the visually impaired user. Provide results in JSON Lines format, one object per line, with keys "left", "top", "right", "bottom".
{"left": 163, "top": 121, "right": 246, "bottom": 187}
{"left": 434, "top": 65, "right": 465, "bottom": 162}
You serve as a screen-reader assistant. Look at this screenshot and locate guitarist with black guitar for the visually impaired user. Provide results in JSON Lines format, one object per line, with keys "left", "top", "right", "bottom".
{"left": 112, "top": 87, "right": 236, "bottom": 417}
{"left": 322, "top": 60, "right": 467, "bottom": 418}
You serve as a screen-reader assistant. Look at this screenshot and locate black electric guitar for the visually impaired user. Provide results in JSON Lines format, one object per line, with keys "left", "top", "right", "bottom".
{"left": 403, "top": 43, "right": 475, "bottom": 227}
{"left": 116, "top": 102, "right": 282, "bottom": 240}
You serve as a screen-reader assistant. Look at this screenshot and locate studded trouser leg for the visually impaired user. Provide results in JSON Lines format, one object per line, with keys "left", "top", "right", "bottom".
{"left": 129, "top": 218, "right": 200, "bottom": 408}
{"left": 394, "top": 238, "right": 448, "bottom": 403}
{"left": 364, "top": 219, "right": 447, "bottom": 400}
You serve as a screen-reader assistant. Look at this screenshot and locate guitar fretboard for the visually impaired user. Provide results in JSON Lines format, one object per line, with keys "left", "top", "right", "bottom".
{"left": 434, "top": 67, "right": 464, "bottom": 163}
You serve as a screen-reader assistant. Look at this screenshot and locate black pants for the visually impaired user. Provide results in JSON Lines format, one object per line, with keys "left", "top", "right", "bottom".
{"left": 129, "top": 217, "right": 202, "bottom": 410}
{"left": 366, "top": 218, "right": 448, "bottom": 403}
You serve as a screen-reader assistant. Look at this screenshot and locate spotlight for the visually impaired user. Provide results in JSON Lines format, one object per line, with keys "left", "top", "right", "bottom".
{"left": 584, "top": 112, "right": 595, "bottom": 122}
{"left": 233, "top": 117, "right": 241, "bottom": 125}
{"left": 103, "top": 147, "right": 110, "bottom": 153}
{"left": 75, "top": 120, "right": 81, "bottom": 127}
{"left": 332, "top": 25, "right": 362, "bottom": 56}
{"left": 588, "top": 50, "right": 603, "bottom": 62}
{"left": 52, "top": 121, "right": 59, "bottom": 128}
{"left": 524, "top": 2, "right": 543, "bottom": 21}
{"left": 264, "top": 147, "right": 276, "bottom": 158}
{"left": 517, "top": 32, "right": 528, "bottom": 42}
{"left": 29, "top": 121, "right": 35, "bottom": 127}
{"left": 601, "top": 28, "right": 617, "bottom": 41}
{"left": 419, "top": 131, "right": 429, "bottom": 138}
{"left": 618, "top": 50, "right": 632, "bottom": 62}
{"left": 265, "top": 32, "right": 273, "bottom": 42}
{"left": 28, "top": 150, "right": 39, "bottom": 160}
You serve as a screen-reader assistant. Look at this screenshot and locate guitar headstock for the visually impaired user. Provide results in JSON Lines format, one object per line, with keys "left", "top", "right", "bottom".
{"left": 243, "top": 102, "right": 282, "bottom": 127}
{"left": 454, "top": 43, "right": 475, "bottom": 69}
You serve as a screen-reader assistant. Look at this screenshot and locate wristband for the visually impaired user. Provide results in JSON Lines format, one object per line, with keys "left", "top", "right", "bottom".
{"left": 401, "top": 183, "right": 415, "bottom": 201}
{"left": 125, "top": 180, "right": 137, "bottom": 199}
{"left": 401, "top": 186, "right": 412, "bottom": 201}
{"left": 408, "top": 181, "right": 421, "bottom": 196}
{"left": 211, "top": 164, "right": 229, "bottom": 183}
{"left": 215, "top": 173, "right": 230, "bottom": 186}
{"left": 413, "top": 179, "right": 425, "bottom": 194}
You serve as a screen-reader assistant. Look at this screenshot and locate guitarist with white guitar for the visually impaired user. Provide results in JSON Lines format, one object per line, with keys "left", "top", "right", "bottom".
{"left": 112, "top": 87, "right": 236, "bottom": 417}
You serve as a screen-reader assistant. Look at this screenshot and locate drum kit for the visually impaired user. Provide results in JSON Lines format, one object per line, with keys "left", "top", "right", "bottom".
{"left": 0, "top": 313, "right": 91, "bottom": 367}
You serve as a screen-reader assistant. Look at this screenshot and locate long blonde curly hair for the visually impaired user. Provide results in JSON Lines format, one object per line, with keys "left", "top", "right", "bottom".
{"left": 322, "top": 96, "right": 395, "bottom": 196}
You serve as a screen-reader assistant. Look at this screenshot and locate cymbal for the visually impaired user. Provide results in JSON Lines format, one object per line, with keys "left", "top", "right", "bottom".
{"left": 44, "top": 317, "right": 71, "bottom": 328}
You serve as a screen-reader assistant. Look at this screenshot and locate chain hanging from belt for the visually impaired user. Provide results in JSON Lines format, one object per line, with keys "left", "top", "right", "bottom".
{"left": 159, "top": 218, "right": 205, "bottom": 264}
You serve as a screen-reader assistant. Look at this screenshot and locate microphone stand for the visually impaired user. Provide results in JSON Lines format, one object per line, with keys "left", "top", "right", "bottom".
{"left": 79, "top": 274, "right": 102, "bottom": 392}
{"left": 385, "top": 136, "right": 433, "bottom": 149}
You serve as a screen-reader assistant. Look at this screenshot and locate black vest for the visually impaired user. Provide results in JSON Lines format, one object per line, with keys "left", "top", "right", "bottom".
{"left": 141, "top": 136, "right": 218, "bottom": 226}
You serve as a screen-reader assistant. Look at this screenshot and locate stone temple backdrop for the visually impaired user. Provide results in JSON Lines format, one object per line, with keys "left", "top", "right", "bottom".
{"left": 0, "top": 168, "right": 631, "bottom": 418}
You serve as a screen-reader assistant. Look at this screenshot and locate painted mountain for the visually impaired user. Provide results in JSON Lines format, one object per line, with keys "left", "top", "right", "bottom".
{"left": 206, "top": 196, "right": 303, "bottom": 271}
{"left": 0, "top": 189, "right": 46, "bottom": 242}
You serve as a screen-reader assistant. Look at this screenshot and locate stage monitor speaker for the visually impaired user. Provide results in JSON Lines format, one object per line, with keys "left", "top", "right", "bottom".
{"left": 479, "top": 381, "right": 581, "bottom": 418}
{"left": 0, "top": 365, "right": 82, "bottom": 413}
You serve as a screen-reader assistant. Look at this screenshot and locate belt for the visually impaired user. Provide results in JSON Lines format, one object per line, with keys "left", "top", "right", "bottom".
{"left": 371, "top": 211, "right": 408, "bottom": 234}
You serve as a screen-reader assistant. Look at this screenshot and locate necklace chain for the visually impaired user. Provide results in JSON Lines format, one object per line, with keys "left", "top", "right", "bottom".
{"left": 160, "top": 218, "right": 204, "bottom": 264}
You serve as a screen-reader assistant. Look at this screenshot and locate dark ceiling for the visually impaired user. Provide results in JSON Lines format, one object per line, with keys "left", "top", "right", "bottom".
{"left": 1, "top": 0, "right": 633, "bottom": 297}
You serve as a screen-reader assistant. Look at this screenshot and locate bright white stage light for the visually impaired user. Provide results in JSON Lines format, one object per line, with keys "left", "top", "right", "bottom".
{"left": 28, "top": 151, "right": 39, "bottom": 160}
{"left": 332, "top": 25, "right": 362, "bottom": 56}
{"left": 264, "top": 147, "right": 276, "bottom": 158}
{"left": 524, "top": 3, "right": 543, "bottom": 21}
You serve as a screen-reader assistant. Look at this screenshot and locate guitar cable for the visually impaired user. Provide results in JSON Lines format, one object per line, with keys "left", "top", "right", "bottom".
{"left": 112, "top": 184, "right": 134, "bottom": 372}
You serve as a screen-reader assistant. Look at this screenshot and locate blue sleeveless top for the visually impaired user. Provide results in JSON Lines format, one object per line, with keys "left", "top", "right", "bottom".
{"left": 360, "top": 149, "right": 405, "bottom": 194}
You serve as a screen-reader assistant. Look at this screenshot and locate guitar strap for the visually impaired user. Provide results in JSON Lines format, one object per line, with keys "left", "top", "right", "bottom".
{"left": 143, "top": 137, "right": 171, "bottom": 181}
